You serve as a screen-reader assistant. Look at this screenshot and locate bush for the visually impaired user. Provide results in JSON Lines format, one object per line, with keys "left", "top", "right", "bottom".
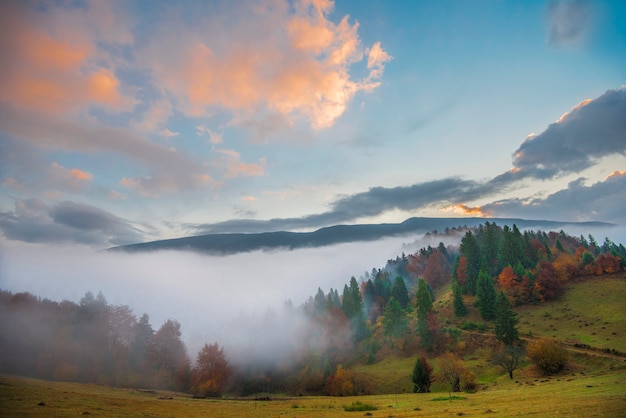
{"left": 343, "top": 401, "right": 377, "bottom": 411}
{"left": 527, "top": 338, "right": 568, "bottom": 375}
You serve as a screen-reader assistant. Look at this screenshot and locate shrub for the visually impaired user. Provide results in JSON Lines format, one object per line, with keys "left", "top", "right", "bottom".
{"left": 343, "top": 401, "right": 377, "bottom": 411}
{"left": 527, "top": 338, "right": 568, "bottom": 375}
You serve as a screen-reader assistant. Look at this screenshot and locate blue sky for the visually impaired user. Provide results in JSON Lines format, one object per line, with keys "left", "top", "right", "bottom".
{"left": 1, "top": 0, "right": 625, "bottom": 248}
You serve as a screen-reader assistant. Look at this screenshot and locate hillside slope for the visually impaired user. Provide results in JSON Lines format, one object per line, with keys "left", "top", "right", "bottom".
{"left": 109, "top": 217, "right": 613, "bottom": 254}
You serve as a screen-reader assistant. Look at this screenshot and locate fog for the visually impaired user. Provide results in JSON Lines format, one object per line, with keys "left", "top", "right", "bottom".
{"left": 2, "top": 222, "right": 624, "bottom": 366}
{"left": 0, "top": 235, "right": 426, "bottom": 363}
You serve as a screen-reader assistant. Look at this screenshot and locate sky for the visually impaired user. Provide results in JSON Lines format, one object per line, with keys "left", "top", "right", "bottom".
{"left": 1, "top": 0, "right": 625, "bottom": 249}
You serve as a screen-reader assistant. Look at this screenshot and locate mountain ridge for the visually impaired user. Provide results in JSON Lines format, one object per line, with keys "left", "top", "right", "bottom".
{"left": 109, "top": 217, "right": 614, "bottom": 255}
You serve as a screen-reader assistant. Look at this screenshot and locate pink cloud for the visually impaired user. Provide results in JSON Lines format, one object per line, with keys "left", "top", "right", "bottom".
{"left": 0, "top": 2, "right": 135, "bottom": 114}
{"left": 215, "top": 149, "right": 267, "bottom": 179}
{"left": 142, "top": 0, "right": 390, "bottom": 130}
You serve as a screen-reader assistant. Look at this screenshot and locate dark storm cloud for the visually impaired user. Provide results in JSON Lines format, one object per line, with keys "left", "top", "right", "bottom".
{"left": 546, "top": 0, "right": 593, "bottom": 47}
{"left": 0, "top": 199, "right": 144, "bottom": 246}
{"left": 496, "top": 88, "right": 626, "bottom": 183}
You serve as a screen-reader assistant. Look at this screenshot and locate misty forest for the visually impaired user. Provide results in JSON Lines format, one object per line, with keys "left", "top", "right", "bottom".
{"left": 2, "top": 222, "right": 625, "bottom": 400}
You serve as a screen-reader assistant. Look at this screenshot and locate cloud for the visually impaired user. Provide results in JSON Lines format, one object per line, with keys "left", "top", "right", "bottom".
{"left": 497, "top": 87, "right": 626, "bottom": 182}
{"left": 546, "top": 0, "right": 593, "bottom": 47}
{"left": 0, "top": 103, "right": 212, "bottom": 196}
{"left": 140, "top": 0, "right": 390, "bottom": 130}
{"left": 481, "top": 172, "right": 626, "bottom": 223}
{"left": 0, "top": 199, "right": 144, "bottom": 246}
{"left": 215, "top": 149, "right": 267, "bottom": 179}
{"left": 188, "top": 177, "right": 501, "bottom": 233}
{"left": 0, "top": 1, "right": 136, "bottom": 114}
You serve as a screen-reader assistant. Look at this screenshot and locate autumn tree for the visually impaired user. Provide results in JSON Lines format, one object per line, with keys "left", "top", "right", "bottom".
{"left": 492, "top": 345, "right": 524, "bottom": 379}
{"left": 527, "top": 338, "right": 568, "bottom": 375}
{"left": 535, "top": 261, "right": 561, "bottom": 302}
{"left": 411, "top": 356, "right": 434, "bottom": 393}
{"left": 438, "top": 352, "right": 475, "bottom": 392}
{"left": 423, "top": 250, "right": 451, "bottom": 289}
{"left": 494, "top": 291, "right": 519, "bottom": 346}
{"left": 325, "top": 364, "right": 355, "bottom": 396}
{"left": 190, "top": 343, "right": 231, "bottom": 397}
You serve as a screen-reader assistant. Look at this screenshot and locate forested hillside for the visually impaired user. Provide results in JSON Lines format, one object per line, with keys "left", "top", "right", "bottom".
{"left": 1, "top": 222, "right": 624, "bottom": 397}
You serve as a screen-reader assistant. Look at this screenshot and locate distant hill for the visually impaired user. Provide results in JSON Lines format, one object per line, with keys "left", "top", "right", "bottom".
{"left": 109, "top": 217, "right": 614, "bottom": 255}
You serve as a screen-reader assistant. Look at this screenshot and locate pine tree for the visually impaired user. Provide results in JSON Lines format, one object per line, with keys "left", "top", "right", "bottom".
{"left": 452, "top": 279, "right": 467, "bottom": 317}
{"left": 415, "top": 278, "right": 434, "bottom": 349}
{"left": 412, "top": 356, "right": 434, "bottom": 393}
{"left": 494, "top": 291, "right": 519, "bottom": 346}
{"left": 476, "top": 266, "right": 496, "bottom": 320}
{"left": 382, "top": 297, "right": 408, "bottom": 339}
{"left": 390, "top": 276, "right": 410, "bottom": 311}
{"left": 459, "top": 231, "right": 481, "bottom": 294}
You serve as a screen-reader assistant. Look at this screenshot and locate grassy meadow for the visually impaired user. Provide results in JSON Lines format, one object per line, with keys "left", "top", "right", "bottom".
{"left": 2, "top": 274, "right": 625, "bottom": 417}
{"left": 2, "top": 367, "right": 625, "bottom": 417}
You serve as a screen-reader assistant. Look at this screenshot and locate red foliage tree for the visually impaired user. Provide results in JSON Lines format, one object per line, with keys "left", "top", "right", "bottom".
{"left": 190, "top": 343, "right": 231, "bottom": 397}
{"left": 423, "top": 250, "right": 451, "bottom": 289}
{"left": 535, "top": 261, "right": 561, "bottom": 302}
{"left": 455, "top": 254, "right": 468, "bottom": 288}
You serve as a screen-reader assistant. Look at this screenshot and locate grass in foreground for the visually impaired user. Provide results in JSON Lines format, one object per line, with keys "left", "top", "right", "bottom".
{"left": 2, "top": 367, "right": 625, "bottom": 417}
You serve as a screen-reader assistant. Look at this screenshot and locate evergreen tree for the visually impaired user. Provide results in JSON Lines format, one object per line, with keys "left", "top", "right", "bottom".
{"left": 459, "top": 231, "right": 481, "bottom": 294}
{"left": 494, "top": 291, "right": 519, "bottom": 346}
{"left": 476, "top": 266, "right": 496, "bottom": 320}
{"left": 452, "top": 278, "right": 467, "bottom": 317}
{"left": 415, "top": 278, "right": 434, "bottom": 349}
{"left": 382, "top": 297, "right": 408, "bottom": 339}
{"left": 390, "top": 276, "right": 410, "bottom": 311}
{"left": 415, "top": 278, "right": 433, "bottom": 319}
{"left": 412, "top": 356, "right": 434, "bottom": 393}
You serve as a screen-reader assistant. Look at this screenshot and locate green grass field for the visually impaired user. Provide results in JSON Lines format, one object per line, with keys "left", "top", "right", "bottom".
{"left": 516, "top": 274, "right": 626, "bottom": 351}
{"left": 2, "top": 367, "right": 625, "bottom": 417}
{"left": 2, "top": 274, "right": 625, "bottom": 417}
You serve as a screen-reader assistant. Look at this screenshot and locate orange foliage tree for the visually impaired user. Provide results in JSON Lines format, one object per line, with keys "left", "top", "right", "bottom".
{"left": 423, "top": 250, "right": 451, "bottom": 289}
{"left": 190, "top": 343, "right": 231, "bottom": 397}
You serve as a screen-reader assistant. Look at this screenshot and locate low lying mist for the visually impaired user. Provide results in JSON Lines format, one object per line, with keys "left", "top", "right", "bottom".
{"left": 0, "top": 235, "right": 426, "bottom": 364}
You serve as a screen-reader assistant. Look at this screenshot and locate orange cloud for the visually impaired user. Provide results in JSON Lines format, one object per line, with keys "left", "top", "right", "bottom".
{"left": 606, "top": 170, "right": 626, "bottom": 180}
{"left": 556, "top": 98, "right": 592, "bottom": 123}
{"left": 215, "top": 149, "right": 267, "bottom": 179}
{"left": 0, "top": 3, "right": 135, "bottom": 114}
{"left": 445, "top": 204, "right": 489, "bottom": 217}
{"left": 144, "top": 0, "right": 390, "bottom": 130}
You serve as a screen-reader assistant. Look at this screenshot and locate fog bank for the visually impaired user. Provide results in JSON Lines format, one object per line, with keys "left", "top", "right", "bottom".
{"left": 0, "top": 235, "right": 420, "bottom": 361}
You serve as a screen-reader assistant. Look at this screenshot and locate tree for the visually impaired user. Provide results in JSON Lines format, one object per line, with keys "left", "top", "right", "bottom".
{"left": 438, "top": 352, "right": 473, "bottom": 392}
{"left": 148, "top": 320, "right": 190, "bottom": 390}
{"left": 390, "top": 276, "right": 410, "bottom": 311}
{"left": 190, "top": 343, "right": 231, "bottom": 397}
{"left": 452, "top": 279, "right": 467, "bottom": 317}
{"left": 535, "top": 261, "right": 561, "bottom": 302}
{"left": 382, "top": 297, "right": 408, "bottom": 339}
{"left": 415, "top": 278, "right": 434, "bottom": 349}
{"left": 459, "top": 231, "right": 481, "bottom": 294}
{"left": 492, "top": 345, "right": 524, "bottom": 379}
{"left": 411, "top": 356, "right": 434, "bottom": 393}
{"left": 423, "top": 250, "right": 451, "bottom": 289}
{"left": 527, "top": 338, "right": 568, "bottom": 375}
{"left": 494, "top": 291, "right": 519, "bottom": 346}
{"left": 476, "top": 267, "right": 496, "bottom": 320}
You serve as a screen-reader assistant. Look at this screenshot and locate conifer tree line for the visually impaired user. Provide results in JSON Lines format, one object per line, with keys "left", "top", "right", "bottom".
{"left": 0, "top": 223, "right": 623, "bottom": 395}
